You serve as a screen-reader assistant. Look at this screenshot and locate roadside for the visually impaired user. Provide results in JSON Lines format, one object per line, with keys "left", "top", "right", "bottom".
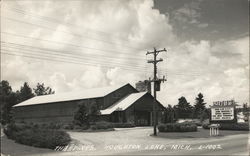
{"left": 1, "top": 127, "right": 249, "bottom": 156}
{"left": 157, "top": 127, "right": 249, "bottom": 139}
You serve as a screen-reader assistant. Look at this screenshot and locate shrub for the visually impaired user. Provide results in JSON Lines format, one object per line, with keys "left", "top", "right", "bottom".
{"left": 158, "top": 123, "right": 197, "bottom": 132}
{"left": 180, "top": 120, "right": 202, "bottom": 126}
{"left": 73, "top": 104, "right": 89, "bottom": 127}
{"left": 195, "top": 122, "right": 202, "bottom": 126}
{"left": 112, "top": 122, "right": 135, "bottom": 128}
{"left": 90, "top": 121, "right": 113, "bottom": 130}
{"left": 202, "top": 123, "right": 210, "bottom": 129}
{"left": 219, "top": 123, "right": 249, "bottom": 131}
{"left": 47, "top": 122, "right": 63, "bottom": 129}
{"left": 3, "top": 123, "right": 33, "bottom": 139}
{"left": 3, "top": 123, "right": 71, "bottom": 149}
{"left": 63, "top": 123, "right": 74, "bottom": 130}
{"left": 202, "top": 123, "right": 249, "bottom": 131}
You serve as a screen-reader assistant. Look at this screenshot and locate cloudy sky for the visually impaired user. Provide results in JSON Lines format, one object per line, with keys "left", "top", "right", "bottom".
{"left": 1, "top": 0, "right": 249, "bottom": 106}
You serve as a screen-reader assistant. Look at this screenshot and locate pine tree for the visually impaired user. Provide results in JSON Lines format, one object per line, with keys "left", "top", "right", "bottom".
{"left": 73, "top": 104, "right": 89, "bottom": 128}
{"left": 33, "top": 83, "right": 55, "bottom": 96}
{"left": 0, "top": 80, "right": 19, "bottom": 124}
{"left": 163, "top": 105, "right": 176, "bottom": 123}
{"left": 193, "top": 93, "right": 206, "bottom": 118}
{"left": 176, "top": 96, "right": 193, "bottom": 119}
{"left": 19, "top": 82, "right": 35, "bottom": 102}
{"left": 88, "top": 100, "right": 100, "bottom": 123}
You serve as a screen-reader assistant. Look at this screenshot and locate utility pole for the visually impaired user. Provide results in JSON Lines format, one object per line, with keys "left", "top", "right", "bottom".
{"left": 146, "top": 47, "right": 167, "bottom": 136}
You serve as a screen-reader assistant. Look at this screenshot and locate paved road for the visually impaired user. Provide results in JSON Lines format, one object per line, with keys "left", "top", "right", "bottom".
{"left": 1, "top": 127, "right": 249, "bottom": 156}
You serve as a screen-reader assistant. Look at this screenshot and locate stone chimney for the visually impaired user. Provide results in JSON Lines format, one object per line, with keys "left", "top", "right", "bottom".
{"left": 135, "top": 80, "right": 151, "bottom": 94}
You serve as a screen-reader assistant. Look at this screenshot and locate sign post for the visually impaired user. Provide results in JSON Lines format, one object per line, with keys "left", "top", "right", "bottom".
{"left": 209, "top": 100, "right": 237, "bottom": 136}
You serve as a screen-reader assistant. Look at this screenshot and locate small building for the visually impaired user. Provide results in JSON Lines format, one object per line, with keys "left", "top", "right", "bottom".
{"left": 13, "top": 83, "right": 165, "bottom": 126}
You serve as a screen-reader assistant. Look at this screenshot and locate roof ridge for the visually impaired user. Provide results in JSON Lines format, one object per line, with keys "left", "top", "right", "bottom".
{"left": 14, "top": 83, "right": 131, "bottom": 107}
{"left": 100, "top": 92, "right": 147, "bottom": 115}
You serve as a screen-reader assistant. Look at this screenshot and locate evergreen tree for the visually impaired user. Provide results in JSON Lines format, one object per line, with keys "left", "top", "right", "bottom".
{"left": 193, "top": 93, "right": 206, "bottom": 118}
{"left": 176, "top": 96, "right": 193, "bottom": 119}
{"left": 88, "top": 100, "right": 100, "bottom": 123}
{"left": 0, "top": 80, "right": 18, "bottom": 124}
{"left": 33, "top": 83, "right": 55, "bottom": 96}
{"left": 73, "top": 104, "right": 89, "bottom": 128}
{"left": 19, "top": 82, "right": 34, "bottom": 102}
{"left": 162, "top": 105, "right": 176, "bottom": 123}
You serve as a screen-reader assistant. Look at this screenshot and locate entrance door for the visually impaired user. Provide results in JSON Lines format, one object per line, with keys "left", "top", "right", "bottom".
{"left": 135, "top": 111, "right": 150, "bottom": 126}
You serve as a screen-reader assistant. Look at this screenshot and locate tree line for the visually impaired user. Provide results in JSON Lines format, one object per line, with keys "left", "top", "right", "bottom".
{"left": 0, "top": 80, "right": 54, "bottom": 125}
{"left": 162, "top": 93, "right": 210, "bottom": 123}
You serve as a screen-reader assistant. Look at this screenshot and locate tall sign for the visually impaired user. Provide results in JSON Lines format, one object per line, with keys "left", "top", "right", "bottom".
{"left": 210, "top": 100, "right": 237, "bottom": 124}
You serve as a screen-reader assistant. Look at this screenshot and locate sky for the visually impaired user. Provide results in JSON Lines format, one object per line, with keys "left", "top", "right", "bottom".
{"left": 1, "top": 0, "right": 249, "bottom": 107}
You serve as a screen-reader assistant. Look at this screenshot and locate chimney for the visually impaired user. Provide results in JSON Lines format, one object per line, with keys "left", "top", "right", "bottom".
{"left": 135, "top": 80, "right": 151, "bottom": 94}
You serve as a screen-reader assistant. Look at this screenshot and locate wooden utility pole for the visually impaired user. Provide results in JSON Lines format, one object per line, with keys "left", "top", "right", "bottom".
{"left": 146, "top": 47, "right": 167, "bottom": 136}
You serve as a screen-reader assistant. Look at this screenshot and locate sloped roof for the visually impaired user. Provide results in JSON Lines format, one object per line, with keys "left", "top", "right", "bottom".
{"left": 14, "top": 83, "right": 130, "bottom": 107}
{"left": 100, "top": 92, "right": 147, "bottom": 115}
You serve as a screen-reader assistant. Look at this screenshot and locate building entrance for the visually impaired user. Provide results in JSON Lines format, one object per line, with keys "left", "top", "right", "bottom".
{"left": 135, "top": 111, "right": 151, "bottom": 126}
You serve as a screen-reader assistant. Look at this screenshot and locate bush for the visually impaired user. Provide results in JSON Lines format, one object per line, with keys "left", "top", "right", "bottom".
{"left": 112, "top": 122, "right": 135, "bottom": 128}
{"left": 63, "top": 123, "right": 74, "bottom": 130}
{"left": 43, "top": 123, "right": 63, "bottom": 129}
{"left": 202, "top": 123, "right": 210, "bottom": 129}
{"left": 220, "top": 123, "right": 249, "bottom": 131}
{"left": 3, "top": 123, "right": 71, "bottom": 149}
{"left": 158, "top": 123, "right": 197, "bottom": 132}
{"left": 202, "top": 123, "right": 249, "bottom": 131}
{"left": 3, "top": 123, "right": 33, "bottom": 140}
{"left": 90, "top": 121, "right": 113, "bottom": 130}
{"left": 180, "top": 120, "right": 203, "bottom": 126}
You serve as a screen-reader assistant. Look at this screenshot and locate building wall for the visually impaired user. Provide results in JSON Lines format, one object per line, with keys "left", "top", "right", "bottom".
{"left": 125, "top": 105, "right": 135, "bottom": 124}
{"left": 13, "top": 84, "right": 137, "bottom": 124}
{"left": 13, "top": 97, "right": 103, "bottom": 124}
{"left": 13, "top": 85, "right": 165, "bottom": 125}
{"left": 110, "top": 93, "right": 166, "bottom": 126}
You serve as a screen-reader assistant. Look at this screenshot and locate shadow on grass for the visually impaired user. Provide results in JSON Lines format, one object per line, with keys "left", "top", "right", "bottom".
{"left": 154, "top": 128, "right": 249, "bottom": 139}
{"left": 1, "top": 134, "right": 59, "bottom": 156}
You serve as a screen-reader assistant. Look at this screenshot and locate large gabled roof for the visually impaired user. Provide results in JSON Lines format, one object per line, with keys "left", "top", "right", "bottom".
{"left": 100, "top": 92, "right": 147, "bottom": 115}
{"left": 14, "top": 83, "right": 132, "bottom": 107}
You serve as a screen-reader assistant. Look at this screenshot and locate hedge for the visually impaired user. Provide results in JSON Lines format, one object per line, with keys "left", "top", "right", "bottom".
{"left": 4, "top": 123, "right": 71, "bottom": 149}
{"left": 90, "top": 121, "right": 114, "bottom": 130}
{"left": 180, "top": 121, "right": 203, "bottom": 126}
{"left": 112, "top": 122, "right": 135, "bottom": 128}
{"left": 202, "top": 123, "right": 210, "bottom": 129}
{"left": 158, "top": 123, "right": 197, "bottom": 132}
{"left": 88, "top": 122, "right": 135, "bottom": 130}
{"left": 202, "top": 123, "right": 249, "bottom": 131}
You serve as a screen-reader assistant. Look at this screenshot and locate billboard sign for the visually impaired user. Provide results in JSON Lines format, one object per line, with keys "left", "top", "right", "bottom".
{"left": 213, "top": 100, "right": 234, "bottom": 106}
{"left": 210, "top": 100, "right": 236, "bottom": 123}
{"left": 211, "top": 107, "right": 234, "bottom": 120}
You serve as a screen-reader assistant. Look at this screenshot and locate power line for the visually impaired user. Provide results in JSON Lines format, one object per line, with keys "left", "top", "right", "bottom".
{"left": 1, "top": 41, "right": 146, "bottom": 62}
{"left": 1, "top": 42, "right": 147, "bottom": 69}
{"left": 1, "top": 47, "right": 147, "bottom": 71}
{"left": 4, "top": 6, "right": 148, "bottom": 50}
{"left": 2, "top": 16, "right": 146, "bottom": 52}
{"left": 1, "top": 49, "right": 207, "bottom": 78}
{"left": 1, "top": 32, "right": 146, "bottom": 58}
{"left": 1, "top": 41, "right": 206, "bottom": 77}
{"left": 1, "top": 50, "right": 147, "bottom": 73}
